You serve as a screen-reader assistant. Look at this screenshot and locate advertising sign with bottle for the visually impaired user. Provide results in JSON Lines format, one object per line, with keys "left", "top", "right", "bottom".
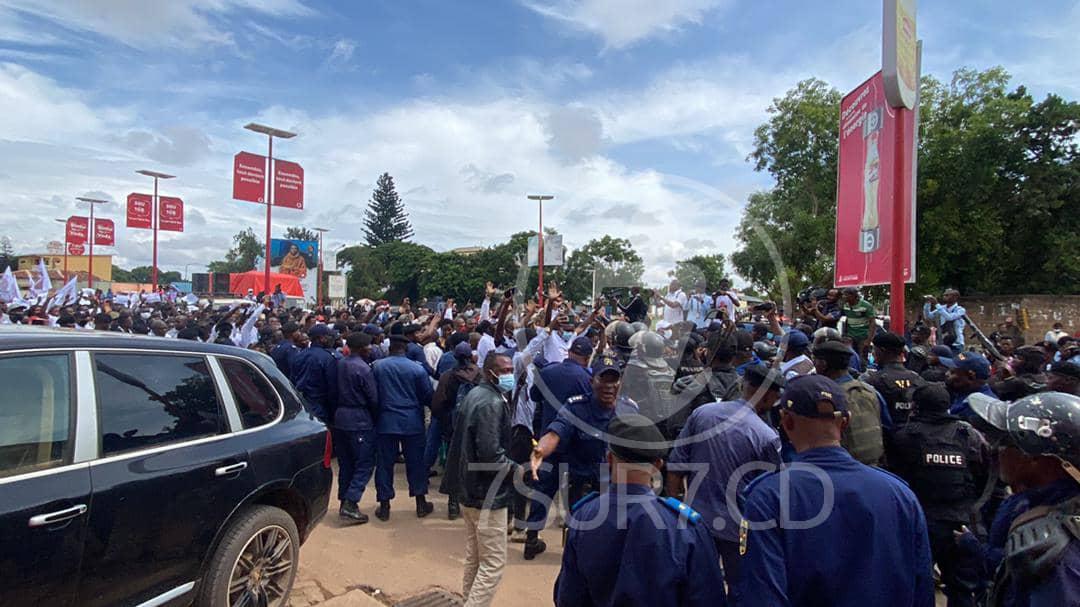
{"left": 834, "top": 71, "right": 915, "bottom": 287}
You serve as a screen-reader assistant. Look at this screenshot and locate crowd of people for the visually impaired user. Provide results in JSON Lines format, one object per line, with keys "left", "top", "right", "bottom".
{"left": 3, "top": 276, "right": 1080, "bottom": 607}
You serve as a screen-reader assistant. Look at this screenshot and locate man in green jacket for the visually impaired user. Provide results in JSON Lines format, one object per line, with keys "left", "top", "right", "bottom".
{"left": 441, "top": 351, "right": 521, "bottom": 607}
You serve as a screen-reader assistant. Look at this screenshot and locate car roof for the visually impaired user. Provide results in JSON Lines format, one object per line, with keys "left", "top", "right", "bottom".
{"left": 0, "top": 325, "right": 263, "bottom": 361}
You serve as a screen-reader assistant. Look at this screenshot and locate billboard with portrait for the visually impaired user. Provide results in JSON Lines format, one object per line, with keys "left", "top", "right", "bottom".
{"left": 270, "top": 239, "right": 319, "bottom": 299}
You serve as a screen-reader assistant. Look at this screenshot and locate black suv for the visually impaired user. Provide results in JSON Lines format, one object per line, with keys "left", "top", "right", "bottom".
{"left": 0, "top": 327, "right": 332, "bottom": 607}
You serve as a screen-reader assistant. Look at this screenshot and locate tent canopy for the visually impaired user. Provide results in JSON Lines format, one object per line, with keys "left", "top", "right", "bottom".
{"left": 229, "top": 271, "right": 304, "bottom": 297}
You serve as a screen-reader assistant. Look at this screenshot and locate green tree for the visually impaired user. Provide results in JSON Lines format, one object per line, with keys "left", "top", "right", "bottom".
{"left": 337, "top": 241, "right": 434, "bottom": 300}
{"left": 123, "top": 266, "right": 182, "bottom": 284}
{"left": 208, "top": 228, "right": 263, "bottom": 274}
{"left": 362, "top": 173, "right": 414, "bottom": 246}
{"left": 111, "top": 265, "right": 134, "bottom": 282}
{"left": 0, "top": 236, "right": 14, "bottom": 271}
{"left": 671, "top": 254, "right": 728, "bottom": 291}
{"left": 283, "top": 226, "right": 317, "bottom": 242}
{"left": 563, "top": 236, "right": 644, "bottom": 302}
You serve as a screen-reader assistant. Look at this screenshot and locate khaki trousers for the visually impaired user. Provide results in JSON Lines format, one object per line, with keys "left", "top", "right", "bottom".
{"left": 461, "top": 506, "right": 508, "bottom": 607}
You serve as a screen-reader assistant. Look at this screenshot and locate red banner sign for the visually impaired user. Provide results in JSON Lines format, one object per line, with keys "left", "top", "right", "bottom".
{"left": 273, "top": 159, "right": 304, "bottom": 209}
{"left": 66, "top": 216, "right": 88, "bottom": 245}
{"left": 67, "top": 243, "right": 85, "bottom": 256}
{"left": 94, "top": 219, "right": 115, "bottom": 246}
{"left": 127, "top": 193, "right": 153, "bottom": 229}
{"left": 159, "top": 196, "right": 184, "bottom": 232}
{"left": 834, "top": 72, "right": 915, "bottom": 287}
{"left": 233, "top": 151, "right": 266, "bottom": 203}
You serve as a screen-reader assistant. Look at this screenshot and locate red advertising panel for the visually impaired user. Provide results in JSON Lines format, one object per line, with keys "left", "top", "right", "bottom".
{"left": 67, "top": 243, "right": 85, "bottom": 256}
{"left": 126, "top": 193, "right": 153, "bottom": 229}
{"left": 94, "top": 219, "right": 115, "bottom": 246}
{"left": 66, "top": 216, "right": 88, "bottom": 245}
{"left": 233, "top": 151, "right": 267, "bottom": 203}
{"left": 274, "top": 159, "right": 304, "bottom": 209}
{"left": 159, "top": 196, "right": 184, "bottom": 232}
{"left": 834, "top": 72, "right": 915, "bottom": 287}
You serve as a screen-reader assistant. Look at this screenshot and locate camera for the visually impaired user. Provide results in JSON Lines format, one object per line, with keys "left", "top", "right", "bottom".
{"left": 752, "top": 301, "right": 776, "bottom": 312}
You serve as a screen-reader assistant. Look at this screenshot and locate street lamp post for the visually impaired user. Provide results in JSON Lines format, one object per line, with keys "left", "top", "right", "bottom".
{"left": 135, "top": 169, "right": 176, "bottom": 293}
{"left": 75, "top": 197, "right": 109, "bottom": 291}
{"left": 527, "top": 195, "right": 554, "bottom": 305}
{"left": 312, "top": 227, "right": 330, "bottom": 307}
{"left": 243, "top": 123, "right": 297, "bottom": 295}
{"left": 54, "top": 218, "right": 67, "bottom": 282}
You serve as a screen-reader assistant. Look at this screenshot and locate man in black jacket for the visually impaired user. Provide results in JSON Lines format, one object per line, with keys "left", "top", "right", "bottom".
{"left": 616, "top": 286, "right": 648, "bottom": 324}
{"left": 441, "top": 352, "right": 521, "bottom": 606}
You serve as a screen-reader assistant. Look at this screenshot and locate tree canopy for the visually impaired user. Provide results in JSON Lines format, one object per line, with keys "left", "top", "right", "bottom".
{"left": 207, "top": 228, "right": 263, "bottom": 274}
{"left": 283, "top": 226, "right": 318, "bottom": 242}
{"left": 362, "top": 172, "right": 414, "bottom": 246}
{"left": 671, "top": 254, "right": 728, "bottom": 292}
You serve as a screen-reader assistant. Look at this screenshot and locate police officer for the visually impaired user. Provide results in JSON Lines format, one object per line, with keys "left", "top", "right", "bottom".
{"left": 887, "top": 383, "right": 990, "bottom": 607}
{"left": 335, "top": 332, "right": 379, "bottom": 524}
{"left": 734, "top": 374, "right": 934, "bottom": 607}
{"left": 861, "top": 332, "right": 925, "bottom": 425}
{"left": 604, "top": 320, "right": 637, "bottom": 367}
{"left": 522, "top": 335, "right": 594, "bottom": 556}
{"left": 270, "top": 320, "right": 301, "bottom": 377}
{"left": 944, "top": 351, "right": 997, "bottom": 421}
{"left": 554, "top": 414, "right": 725, "bottom": 607}
{"left": 965, "top": 391, "right": 1080, "bottom": 606}
{"left": 812, "top": 339, "right": 892, "bottom": 464}
{"left": 291, "top": 324, "right": 341, "bottom": 422}
{"left": 620, "top": 331, "right": 675, "bottom": 438}
{"left": 527, "top": 356, "right": 639, "bottom": 560}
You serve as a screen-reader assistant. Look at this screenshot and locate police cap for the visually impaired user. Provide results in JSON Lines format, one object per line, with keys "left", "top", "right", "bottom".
{"left": 872, "top": 332, "right": 907, "bottom": 352}
{"left": 607, "top": 414, "right": 668, "bottom": 463}
{"left": 780, "top": 374, "right": 847, "bottom": 419}
{"left": 813, "top": 339, "right": 854, "bottom": 359}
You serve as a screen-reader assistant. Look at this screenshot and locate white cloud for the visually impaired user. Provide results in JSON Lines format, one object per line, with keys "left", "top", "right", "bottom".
{"left": 325, "top": 38, "right": 356, "bottom": 67}
{"left": 522, "top": 0, "right": 728, "bottom": 49}
{"left": 0, "top": 0, "right": 313, "bottom": 50}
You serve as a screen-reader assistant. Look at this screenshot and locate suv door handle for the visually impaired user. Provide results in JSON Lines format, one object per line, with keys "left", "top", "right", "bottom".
{"left": 29, "top": 504, "right": 87, "bottom": 528}
{"left": 214, "top": 462, "right": 248, "bottom": 477}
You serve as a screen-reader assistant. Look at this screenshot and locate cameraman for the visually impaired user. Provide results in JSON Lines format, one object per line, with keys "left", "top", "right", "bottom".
{"left": 923, "top": 289, "right": 965, "bottom": 354}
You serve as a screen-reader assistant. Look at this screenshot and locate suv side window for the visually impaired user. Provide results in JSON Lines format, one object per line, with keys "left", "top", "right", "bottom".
{"left": 94, "top": 354, "right": 227, "bottom": 456}
{"left": 220, "top": 358, "right": 281, "bottom": 429}
{"left": 0, "top": 354, "right": 72, "bottom": 478}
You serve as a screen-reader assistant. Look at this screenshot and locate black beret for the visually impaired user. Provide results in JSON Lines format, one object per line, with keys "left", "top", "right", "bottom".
{"left": 743, "top": 364, "right": 785, "bottom": 390}
{"left": 872, "top": 332, "right": 907, "bottom": 352}
{"left": 607, "top": 414, "right": 668, "bottom": 463}
{"left": 813, "top": 340, "right": 854, "bottom": 358}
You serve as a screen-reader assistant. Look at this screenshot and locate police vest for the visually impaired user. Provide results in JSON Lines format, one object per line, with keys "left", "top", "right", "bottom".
{"left": 991, "top": 496, "right": 1080, "bottom": 606}
{"left": 840, "top": 380, "right": 884, "bottom": 464}
{"left": 905, "top": 421, "right": 979, "bottom": 515}
{"left": 863, "top": 365, "right": 923, "bottom": 426}
{"left": 621, "top": 362, "right": 675, "bottom": 426}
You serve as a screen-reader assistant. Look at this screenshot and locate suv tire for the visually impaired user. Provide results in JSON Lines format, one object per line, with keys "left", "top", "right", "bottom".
{"left": 195, "top": 505, "right": 300, "bottom": 607}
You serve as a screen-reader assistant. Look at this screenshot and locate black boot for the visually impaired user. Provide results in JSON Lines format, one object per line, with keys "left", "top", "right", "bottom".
{"left": 339, "top": 501, "right": 369, "bottom": 524}
{"left": 523, "top": 531, "right": 547, "bottom": 560}
{"left": 447, "top": 497, "right": 461, "bottom": 520}
{"left": 375, "top": 501, "right": 391, "bottom": 521}
{"left": 415, "top": 495, "right": 434, "bottom": 518}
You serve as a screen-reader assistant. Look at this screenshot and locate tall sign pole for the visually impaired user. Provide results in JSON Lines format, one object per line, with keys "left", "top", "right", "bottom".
{"left": 527, "top": 195, "right": 553, "bottom": 305}
{"left": 76, "top": 197, "right": 109, "bottom": 290}
{"left": 243, "top": 123, "right": 297, "bottom": 295}
{"left": 313, "top": 227, "right": 330, "bottom": 307}
{"left": 883, "top": 0, "right": 919, "bottom": 335}
{"left": 136, "top": 170, "right": 176, "bottom": 293}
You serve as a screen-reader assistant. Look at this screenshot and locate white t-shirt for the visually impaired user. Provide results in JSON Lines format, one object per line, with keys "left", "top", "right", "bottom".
{"left": 714, "top": 292, "right": 739, "bottom": 322}
{"left": 687, "top": 293, "right": 713, "bottom": 328}
{"left": 663, "top": 289, "right": 687, "bottom": 325}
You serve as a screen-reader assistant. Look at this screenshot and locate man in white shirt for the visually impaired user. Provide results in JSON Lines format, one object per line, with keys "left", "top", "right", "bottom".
{"left": 662, "top": 279, "right": 687, "bottom": 327}
{"left": 713, "top": 279, "right": 740, "bottom": 323}
{"left": 686, "top": 284, "right": 713, "bottom": 329}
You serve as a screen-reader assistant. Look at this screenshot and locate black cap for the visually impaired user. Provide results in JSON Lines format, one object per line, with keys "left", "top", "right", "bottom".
{"left": 403, "top": 323, "right": 421, "bottom": 334}
{"left": 872, "top": 332, "right": 906, "bottom": 352}
{"left": 780, "top": 375, "right": 847, "bottom": 418}
{"left": 591, "top": 355, "right": 623, "bottom": 378}
{"left": 743, "top": 364, "right": 785, "bottom": 390}
{"left": 908, "top": 382, "right": 949, "bottom": 412}
{"left": 813, "top": 339, "right": 854, "bottom": 359}
{"left": 607, "top": 414, "right": 668, "bottom": 463}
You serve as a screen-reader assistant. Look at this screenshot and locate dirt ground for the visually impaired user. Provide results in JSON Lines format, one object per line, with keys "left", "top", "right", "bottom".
{"left": 289, "top": 465, "right": 563, "bottom": 606}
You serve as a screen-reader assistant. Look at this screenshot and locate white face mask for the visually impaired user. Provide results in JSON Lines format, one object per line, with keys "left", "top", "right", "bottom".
{"left": 140, "top": 312, "right": 151, "bottom": 320}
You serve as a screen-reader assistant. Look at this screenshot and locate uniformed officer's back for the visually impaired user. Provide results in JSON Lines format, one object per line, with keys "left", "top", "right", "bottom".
{"left": 554, "top": 414, "right": 724, "bottom": 607}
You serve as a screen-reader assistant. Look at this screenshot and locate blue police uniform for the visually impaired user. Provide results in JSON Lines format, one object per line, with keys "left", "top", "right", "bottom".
{"left": 335, "top": 354, "right": 379, "bottom": 504}
{"left": 372, "top": 353, "right": 434, "bottom": 502}
{"left": 734, "top": 446, "right": 934, "bottom": 607}
{"left": 270, "top": 340, "right": 297, "bottom": 378}
{"left": 291, "top": 346, "right": 340, "bottom": 422}
{"left": 949, "top": 383, "right": 997, "bottom": 421}
{"left": 435, "top": 350, "right": 457, "bottom": 376}
{"left": 406, "top": 340, "right": 435, "bottom": 376}
{"left": 554, "top": 484, "right": 726, "bottom": 607}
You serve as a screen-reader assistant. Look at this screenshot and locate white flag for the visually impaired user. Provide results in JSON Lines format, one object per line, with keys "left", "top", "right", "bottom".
{"left": 51, "top": 277, "right": 78, "bottom": 307}
{"left": 36, "top": 258, "right": 52, "bottom": 295}
{"left": 0, "top": 266, "right": 28, "bottom": 305}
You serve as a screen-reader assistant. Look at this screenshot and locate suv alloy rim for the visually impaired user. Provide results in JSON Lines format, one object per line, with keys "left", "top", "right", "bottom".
{"left": 228, "top": 524, "right": 294, "bottom": 607}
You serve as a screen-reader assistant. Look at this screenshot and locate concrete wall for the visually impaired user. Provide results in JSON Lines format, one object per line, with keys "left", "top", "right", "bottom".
{"left": 909, "top": 295, "right": 1080, "bottom": 344}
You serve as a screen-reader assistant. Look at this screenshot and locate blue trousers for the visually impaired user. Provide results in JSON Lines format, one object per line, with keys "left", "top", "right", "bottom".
{"left": 423, "top": 416, "right": 442, "bottom": 472}
{"left": 375, "top": 433, "right": 428, "bottom": 502}
{"left": 335, "top": 428, "right": 376, "bottom": 503}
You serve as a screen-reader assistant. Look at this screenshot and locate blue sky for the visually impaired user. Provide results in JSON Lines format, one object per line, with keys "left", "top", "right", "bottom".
{"left": 1, "top": 0, "right": 1077, "bottom": 285}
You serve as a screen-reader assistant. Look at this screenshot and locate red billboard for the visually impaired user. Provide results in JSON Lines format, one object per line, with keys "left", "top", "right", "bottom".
{"left": 159, "top": 196, "right": 184, "bottom": 232}
{"left": 94, "top": 219, "right": 115, "bottom": 246}
{"left": 273, "top": 159, "right": 304, "bottom": 209}
{"left": 66, "top": 216, "right": 88, "bottom": 245}
{"left": 67, "top": 243, "right": 85, "bottom": 256}
{"left": 834, "top": 72, "right": 915, "bottom": 287}
{"left": 233, "top": 151, "right": 266, "bottom": 203}
{"left": 127, "top": 193, "right": 153, "bottom": 229}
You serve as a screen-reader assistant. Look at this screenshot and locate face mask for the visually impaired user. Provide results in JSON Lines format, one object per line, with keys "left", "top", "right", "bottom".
{"left": 562, "top": 331, "right": 575, "bottom": 341}
{"left": 140, "top": 312, "right": 151, "bottom": 320}
{"left": 496, "top": 373, "right": 515, "bottom": 393}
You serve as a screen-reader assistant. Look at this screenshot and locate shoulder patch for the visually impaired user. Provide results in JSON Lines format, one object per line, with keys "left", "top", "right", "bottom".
{"left": 566, "top": 394, "right": 588, "bottom": 404}
{"left": 571, "top": 491, "right": 600, "bottom": 513}
{"left": 658, "top": 496, "right": 702, "bottom": 524}
{"left": 739, "top": 518, "right": 750, "bottom": 555}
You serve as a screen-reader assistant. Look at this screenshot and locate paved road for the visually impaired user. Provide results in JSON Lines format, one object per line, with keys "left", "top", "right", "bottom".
{"left": 290, "top": 466, "right": 563, "bottom": 606}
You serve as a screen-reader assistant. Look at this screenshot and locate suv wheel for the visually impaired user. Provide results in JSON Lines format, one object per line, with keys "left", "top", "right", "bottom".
{"left": 196, "top": 505, "right": 300, "bottom": 607}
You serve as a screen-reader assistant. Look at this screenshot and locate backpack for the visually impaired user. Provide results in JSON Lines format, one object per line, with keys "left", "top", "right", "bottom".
{"left": 840, "top": 380, "right": 884, "bottom": 464}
